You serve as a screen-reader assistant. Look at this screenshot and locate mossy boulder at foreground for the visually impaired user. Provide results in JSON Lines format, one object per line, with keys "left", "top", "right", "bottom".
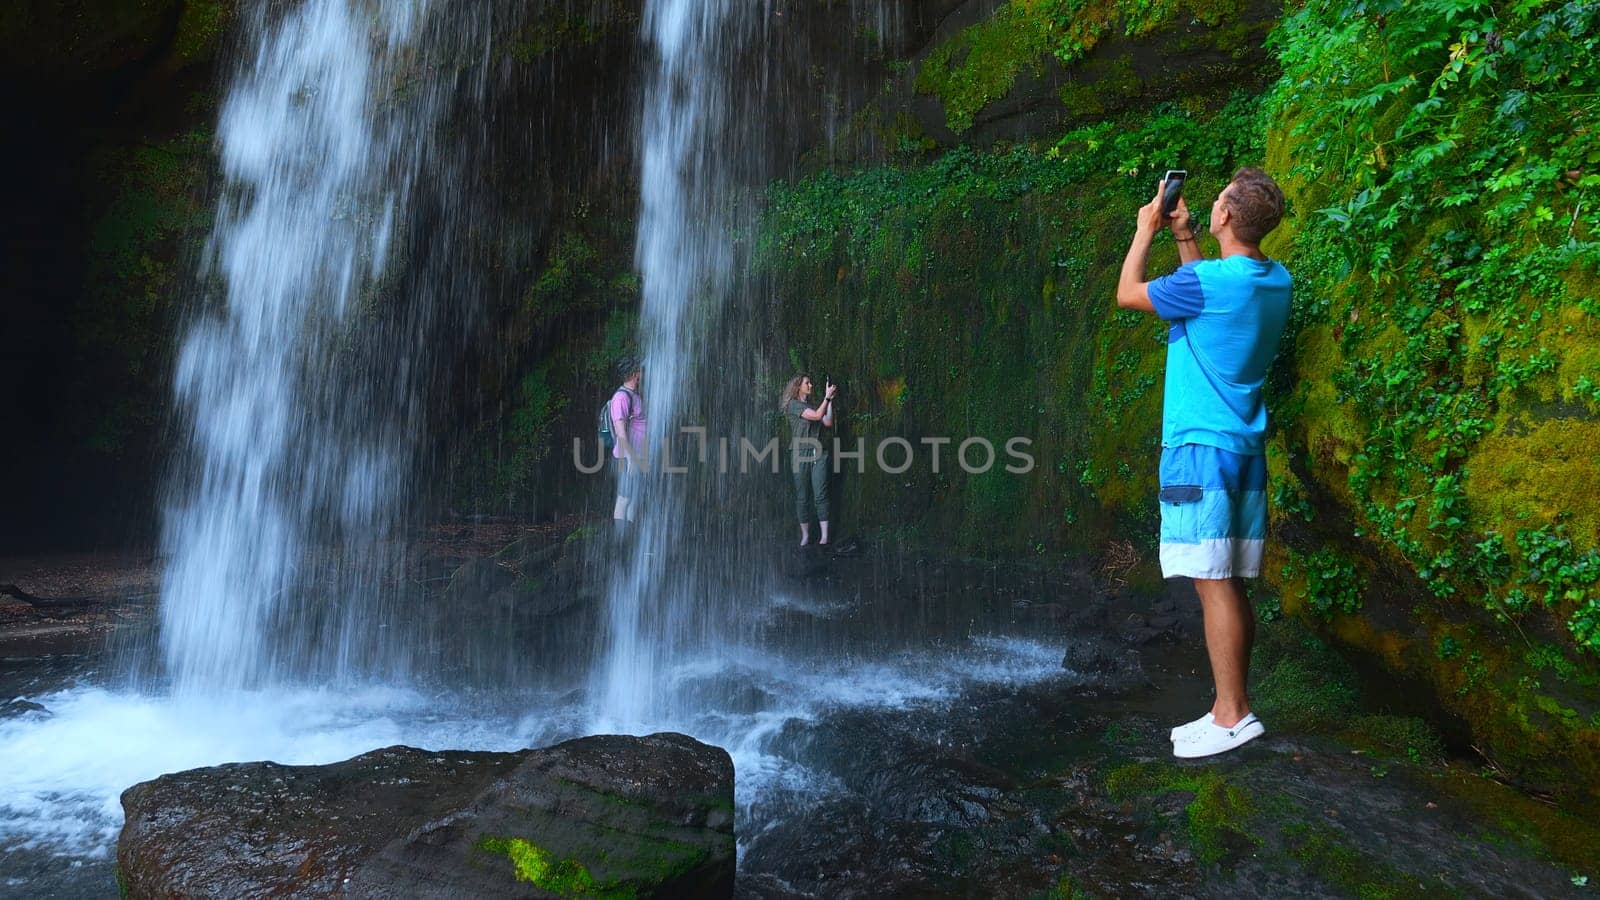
{"left": 117, "top": 732, "right": 735, "bottom": 899}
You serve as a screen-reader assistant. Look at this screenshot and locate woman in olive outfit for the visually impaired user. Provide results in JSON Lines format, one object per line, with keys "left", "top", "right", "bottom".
{"left": 779, "top": 374, "right": 837, "bottom": 547}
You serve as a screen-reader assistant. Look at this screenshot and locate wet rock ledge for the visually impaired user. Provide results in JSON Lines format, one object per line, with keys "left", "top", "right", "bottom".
{"left": 117, "top": 732, "right": 735, "bottom": 898}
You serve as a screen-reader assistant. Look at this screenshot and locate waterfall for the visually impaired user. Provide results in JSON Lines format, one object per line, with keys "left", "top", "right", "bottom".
{"left": 592, "top": 0, "right": 906, "bottom": 731}
{"left": 592, "top": 0, "right": 743, "bottom": 729}
{"left": 157, "top": 0, "right": 449, "bottom": 693}
{"left": 154, "top": 0, "right": 899, "bottom": 707}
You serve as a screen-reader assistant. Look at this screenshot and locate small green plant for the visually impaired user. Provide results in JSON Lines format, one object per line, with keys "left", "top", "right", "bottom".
{"left": 1290, "top": 547, "right": 1363, "bottom": 618}
{"left": 1437, "top": 635, "right": 1462, "bottom": 661}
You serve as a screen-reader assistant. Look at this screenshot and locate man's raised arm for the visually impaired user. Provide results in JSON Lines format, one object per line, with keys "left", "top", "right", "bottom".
{"left": 1117, "top": 181, "right": 1197, "bottom": 313}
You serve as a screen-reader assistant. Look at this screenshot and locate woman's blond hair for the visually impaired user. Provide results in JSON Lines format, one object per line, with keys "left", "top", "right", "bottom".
{"left": 778, "top": 374, "right": 807, "bottom": 412}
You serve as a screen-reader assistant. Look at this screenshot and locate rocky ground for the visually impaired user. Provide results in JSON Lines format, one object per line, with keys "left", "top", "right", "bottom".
{"left": 0, "top": 517, "right": 576, "bottom": 651}
{"left": 0, "top": 552, "right": 157, "bottom": 658}
{"left": 4, "top": 526, "right": 1598, "bottom": 898}
{"left": 731, "top": 575, "right": 1600, "bottom": 898}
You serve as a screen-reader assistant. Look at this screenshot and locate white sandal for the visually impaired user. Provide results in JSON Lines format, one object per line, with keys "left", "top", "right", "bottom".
{"left": 1170, "top": 712, "right": 1213, "bottom": 742}
{"left": 1173, "top": 713, "right": 1264, "bottom": 758}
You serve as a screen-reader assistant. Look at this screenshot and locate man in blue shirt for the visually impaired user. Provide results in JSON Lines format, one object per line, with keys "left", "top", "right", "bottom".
{"left": 1115, "top": 167, "right": 1292, "bottom": 758}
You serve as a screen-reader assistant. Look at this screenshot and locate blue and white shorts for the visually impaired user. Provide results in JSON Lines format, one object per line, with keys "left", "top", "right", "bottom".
{"left": 1157, "top": 444, "right": 1267, "bottom": 579}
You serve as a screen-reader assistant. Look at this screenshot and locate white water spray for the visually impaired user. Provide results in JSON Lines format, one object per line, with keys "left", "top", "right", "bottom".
{"left": 159, "top": 0, "right": 437, "bottom": 693}
{"left": 593, "top": 0, "right": 748, "bottom": 730}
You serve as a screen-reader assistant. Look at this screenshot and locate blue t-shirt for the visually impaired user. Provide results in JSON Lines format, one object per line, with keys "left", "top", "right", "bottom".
{"left": 1146, "top": 255, "right": 1292, "bottom": 455}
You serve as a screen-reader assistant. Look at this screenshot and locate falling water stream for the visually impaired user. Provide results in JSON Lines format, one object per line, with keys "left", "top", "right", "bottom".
{"left": 159, "top": 0, "right": 435, "bottom": 694}
{"left": 0, "top": 2, "right": 1081, "bottom": 895}
{"left": 592, "top": 0, "right": 746, "bottom": 732}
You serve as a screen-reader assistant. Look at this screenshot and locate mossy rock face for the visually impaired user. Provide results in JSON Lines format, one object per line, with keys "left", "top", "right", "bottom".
{"left": 908, "top": 0, "right": 1279, "bottom": 143}
{"left": 0, "top": 0, "right": 233, "bottom": 81}
{"left": 74, "top": 127, "right": 216, "bottom": 459}
{"left": 118, "top": 733, "right": 736, "bottom": 898}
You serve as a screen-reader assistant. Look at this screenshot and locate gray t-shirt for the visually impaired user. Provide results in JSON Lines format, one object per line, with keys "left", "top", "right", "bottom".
{"left": 787, "top": 398, "right": 824, "bottom": 462}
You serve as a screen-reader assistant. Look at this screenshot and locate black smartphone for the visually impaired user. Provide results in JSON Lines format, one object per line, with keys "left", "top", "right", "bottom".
{"left": 1161, "top": 169, "right": 1187, "bottom": 217}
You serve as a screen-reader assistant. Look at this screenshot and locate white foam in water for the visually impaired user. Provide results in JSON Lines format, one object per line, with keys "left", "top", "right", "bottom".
{"left": 635, "top": 632, "right": 1072, "bottom": 813}
{"left": 0, "top": 686, "right": 553, "bottom": 858}
{"left": 0, "top": 624, "right": 1067, "bottom": 879}
{"left": 757, "top": 593, "right": 850, "bottom": 622}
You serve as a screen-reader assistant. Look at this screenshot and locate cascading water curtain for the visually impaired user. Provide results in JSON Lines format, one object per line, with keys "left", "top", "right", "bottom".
{"left": 593, "top": 0, "right": 904, "bottom": 732}
{"left": 594, "top": 0, "right": 747, "bottom": 730}
{"left": 158, "top": 0, "right": 443, "bottom": 695}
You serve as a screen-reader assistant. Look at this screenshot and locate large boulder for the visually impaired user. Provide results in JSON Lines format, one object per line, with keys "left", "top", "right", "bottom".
{"left": 118, "top": 732, "right": 736, "bottom": 898}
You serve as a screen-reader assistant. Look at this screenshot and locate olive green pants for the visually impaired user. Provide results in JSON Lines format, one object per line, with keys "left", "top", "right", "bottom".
{"left": 793, "top": 454, "right": 830, "bottom": 523}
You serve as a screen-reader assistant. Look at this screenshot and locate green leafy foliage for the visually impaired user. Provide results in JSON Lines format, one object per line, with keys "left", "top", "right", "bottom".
{"left": 1284, "top": 547, "right": 1363, "bottom": 618}
{"left": 762, "top": 93, "right": 1264, "bottom": 262}
{"left": 1270, "top": 0, "right": 1600, "bottom": 654}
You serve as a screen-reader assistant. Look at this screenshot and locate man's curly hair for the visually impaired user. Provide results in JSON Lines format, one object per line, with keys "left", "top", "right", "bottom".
{"left": 1225, "top": 167, "right": 1286, "bottom": 245}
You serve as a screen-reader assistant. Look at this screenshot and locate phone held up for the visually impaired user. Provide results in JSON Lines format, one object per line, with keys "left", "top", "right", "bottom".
{"left": 1161, "top": 169, "right": 1187, "bottom": 218}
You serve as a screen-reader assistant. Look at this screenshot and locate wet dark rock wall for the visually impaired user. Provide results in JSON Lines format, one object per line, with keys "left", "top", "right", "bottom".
{"left": 1, "top": 1, "right": 232, "bottom": 549}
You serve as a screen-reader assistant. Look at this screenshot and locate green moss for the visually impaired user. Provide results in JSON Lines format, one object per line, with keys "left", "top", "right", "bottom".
{"left": 475, "top": 836, "right": 635, "bottom": 899}
{"left": 1056, "top": 81, "right": 1104, "bottom": 117}
{"left": 1046, "top": 874, "right": 1093, "bottom": 899}
{"left": 1104, "top": 763, "right": 1259, "bottom": 866}
{"left": 1253, "top": 655, "right": 1360, "bottom": 733}
{"left": 1281, "top": 823, "right": 1445, "bottom": 899}
{"left": 1342, "top": 715, "right": 1445, "bottom": 764}
{"left": 915, "top": 2, "right": 1058, "bottom": 133}
{"left": 915, "top": 0, "right": 1250, "bottom": 133}
{"left": 171, "top": 0, "right": 232, "bottom": 65}
{"left": 509, "top": 5, "right": 636, "bottom": 62}
{"left": 1434, "top": 765, "right": 1600, "bottom": 874}
{"left": 1251, "top": 625, "right": 1360, "bottom": 733}
{"left": 1466, "top": 419, "right": 1600, "bottom": 553}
